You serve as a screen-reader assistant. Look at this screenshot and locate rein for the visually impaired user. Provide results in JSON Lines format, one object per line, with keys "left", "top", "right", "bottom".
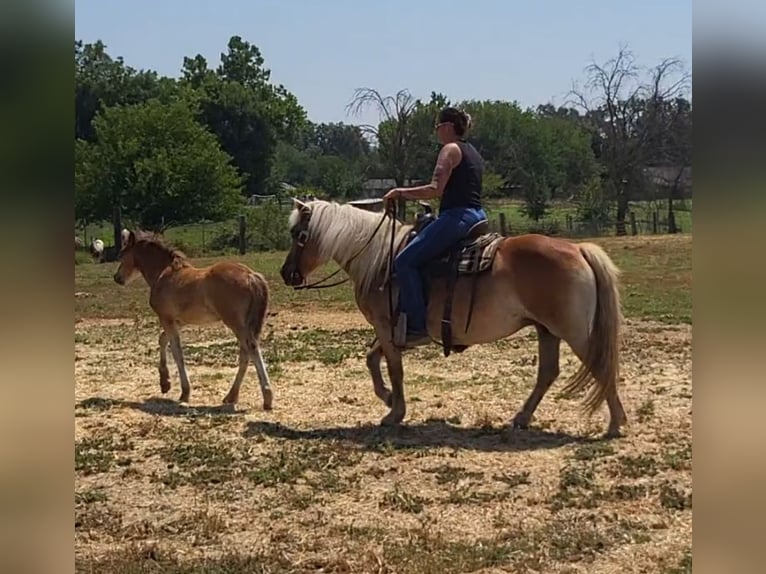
{"left": 294, "top": 205, "right": 394, "bottom": 291}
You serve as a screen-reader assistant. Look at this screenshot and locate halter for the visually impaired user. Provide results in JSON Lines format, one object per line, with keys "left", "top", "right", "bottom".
{"left": 290, "top": 203, "right": 395, "bottom": 291}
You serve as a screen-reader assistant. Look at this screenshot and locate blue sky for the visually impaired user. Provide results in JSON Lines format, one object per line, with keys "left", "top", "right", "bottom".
{"left": 75, "top": 0, "right": 692, "bottom": 127}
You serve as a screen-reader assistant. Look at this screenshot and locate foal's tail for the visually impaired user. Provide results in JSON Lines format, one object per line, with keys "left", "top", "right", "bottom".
{"left": 563, "top": 242, "right": 623, "bottom": 415}
{"left": 244, "top": 272, "right": 269, "bottom": 353}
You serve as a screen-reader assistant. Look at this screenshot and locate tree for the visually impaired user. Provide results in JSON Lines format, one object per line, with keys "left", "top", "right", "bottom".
{"left": 75, "top": 40, "right": 177, "bottom": 141}
{"left": 75, "top": 99, "right": 244, "bottom": 230}
{"left": 568, "top": 45, "right": 691, "bottom": 234}
{"left": 346, "top": 87, "right": 422, "bottom": 218}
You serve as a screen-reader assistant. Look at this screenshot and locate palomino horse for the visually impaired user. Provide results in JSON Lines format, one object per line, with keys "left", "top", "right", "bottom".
{"left": 280, "top": 199, "right": 627, "bottom": 437}
{"left": 114, "top": 231, "right": 273, "bottom": 410}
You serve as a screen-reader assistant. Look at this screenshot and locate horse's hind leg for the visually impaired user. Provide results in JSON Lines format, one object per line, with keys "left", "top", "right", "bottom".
{"left": 222, "top": 345, "right": 250, "bottom": 406}
{"left": 250, "top": 342, "right": 273, "bottom": 411}
{"left": 366, "top": 339, "right": 392, "bottom": 407}
{"left": 165, "top": 324, "right": 192, "bottom": 403}
{"left": 158, "top": 330, "right": 171, "bottom": 394}
{"left": 511, "top": 324, "right": 561, "bottom": 429}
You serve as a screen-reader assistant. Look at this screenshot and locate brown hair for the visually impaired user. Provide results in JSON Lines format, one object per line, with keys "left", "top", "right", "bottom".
{"left": 437, "top": 106, "right": 472, "bottom": 137}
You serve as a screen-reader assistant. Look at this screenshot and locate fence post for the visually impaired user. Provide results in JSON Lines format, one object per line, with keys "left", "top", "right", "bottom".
{"left": 498, "top": 213, "right": 507, "bottom": 235}
{"left": 238, "top": 215, "right": 246, "bottom": 254}
{"left": 629, "top": 212, "right": 638, "bottom": 235}
{"left": 652, "top": 211, "right": 658, "bottom": 234}
{"left": 201, "top": 222, "right": 206, "bottom": 255}
{"left": 566, "top": 214, "right": 573, "bottom": 232}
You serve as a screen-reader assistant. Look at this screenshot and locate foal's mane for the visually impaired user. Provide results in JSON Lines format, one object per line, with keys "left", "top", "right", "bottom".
{"left": 292, "top": 200, "right": 412, "bottom": 295}
{"left": 134, "top": 231, "right": 190, "bottom": 269}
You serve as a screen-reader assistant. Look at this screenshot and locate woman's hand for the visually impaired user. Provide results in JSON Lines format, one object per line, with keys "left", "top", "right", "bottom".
{"left": 383, "top": 187, "right": 404, "bottom": 201}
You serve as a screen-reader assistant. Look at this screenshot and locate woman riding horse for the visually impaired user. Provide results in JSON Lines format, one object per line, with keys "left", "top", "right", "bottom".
{"left": 383, "top": 106, "right": 488, "bottom": 346}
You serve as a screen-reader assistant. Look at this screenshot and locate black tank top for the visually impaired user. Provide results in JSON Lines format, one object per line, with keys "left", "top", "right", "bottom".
{"left": 439, "top": 140, "right": 484, "bottom": 212}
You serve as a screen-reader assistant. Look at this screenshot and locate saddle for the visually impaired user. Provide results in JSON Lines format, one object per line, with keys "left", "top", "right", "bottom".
{"left": 398, "top": 202, "right": 504, "bottom": 357}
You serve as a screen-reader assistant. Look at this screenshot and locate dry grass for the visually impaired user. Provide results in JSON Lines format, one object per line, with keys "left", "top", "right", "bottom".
{"left": 74, "top": 234, "right": 692, "bottom": 573}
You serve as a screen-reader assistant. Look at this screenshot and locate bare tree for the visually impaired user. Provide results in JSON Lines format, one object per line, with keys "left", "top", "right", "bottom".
{"left": 568, "top": 46, "right": 644, "bottom": 234}
{"left": 643, "top": 59, "right": 692, "bottom": 233}
{"left": 568, "top": 45, "right": 691, "bottom": 234}
{"left": 346, "top": 87, "right": 419, "bottom": 218}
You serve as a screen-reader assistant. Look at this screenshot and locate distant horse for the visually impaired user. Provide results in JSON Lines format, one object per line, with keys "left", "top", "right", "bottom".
{"left": 114, "top": 231, "right": 273, "bottom": 409}
{"left": 280, "top": 199, "right": 627, "bottom": 437}
{"left": 89, "top": 238, "right": 104, "bottom": 263}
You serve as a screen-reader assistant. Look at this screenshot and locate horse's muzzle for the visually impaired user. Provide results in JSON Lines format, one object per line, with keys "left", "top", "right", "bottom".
{"left": 113, "top": 272, "right": 125, "bottom": 285}
{"left": 279, "top": 262, "right": 303, "bottom": 287}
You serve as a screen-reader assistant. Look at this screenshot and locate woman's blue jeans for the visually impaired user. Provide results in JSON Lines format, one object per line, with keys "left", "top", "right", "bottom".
{"left": 393, "top": 206, "right": 487, "bottom": 334}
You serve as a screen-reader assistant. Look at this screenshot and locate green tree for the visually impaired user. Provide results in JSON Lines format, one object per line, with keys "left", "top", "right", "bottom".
{"left": 75, "top": 40, "right": 177, "bottom": 141}
{"left": 75, "top": 99, "right": 243, "bottom": 230}
{"left": 180, "top": 36, "right": 308, "bottom": 197}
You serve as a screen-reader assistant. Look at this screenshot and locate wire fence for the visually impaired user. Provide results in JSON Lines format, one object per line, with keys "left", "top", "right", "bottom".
{"left": 76, "top": 199, "right": 692, "bottom": 261}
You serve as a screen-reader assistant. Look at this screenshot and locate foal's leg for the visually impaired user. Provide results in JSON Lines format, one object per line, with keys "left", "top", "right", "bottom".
{"left": 158, "top": 330, "right": 171, "bottom": 394}
{"left": 165, "top": 325, "right": 192, "bottom": 403}
{"left": 250, "top": 343, "right": 273, "bottom": 411}
{"left": 511, "top": 324, "right": 561, "bottom": 429}
{"left": 366, "top": 339, "right": 392, "bottom": 407}
{"left": 222, "top": 345, "right": 249, "bottom": 406}
{"left": 380, "top": 343, "right": 406, "bottom": 426}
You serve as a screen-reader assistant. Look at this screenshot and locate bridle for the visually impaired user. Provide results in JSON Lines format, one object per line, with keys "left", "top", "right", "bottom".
{"left": 289, "top": 202, "right": 396, "bottom": 291}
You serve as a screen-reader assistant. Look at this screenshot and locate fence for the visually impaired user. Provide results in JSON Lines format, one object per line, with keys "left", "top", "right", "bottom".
{"left": 76, "top": 199, "right": 692, "bottom": 260}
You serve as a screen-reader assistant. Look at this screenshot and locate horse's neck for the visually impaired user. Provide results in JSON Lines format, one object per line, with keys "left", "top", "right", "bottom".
{"left": 138, "top": 252, "right": 175, "bottom": 286}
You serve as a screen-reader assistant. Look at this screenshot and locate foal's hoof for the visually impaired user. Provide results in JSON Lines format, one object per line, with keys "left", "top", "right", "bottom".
{"left": 159, "top": 375, "right": 170, "bottom": 394}
{"left": 604, "top": 427, "right": 624, "bottom": 440}
{"left": 222, "top": 393, "right": 238, "bottom": 405}
{"left": 262, "top": 389, "right": 273, "bottom": 411}
{"left": 178, "top": 393, "right": 190, "bottom": 404}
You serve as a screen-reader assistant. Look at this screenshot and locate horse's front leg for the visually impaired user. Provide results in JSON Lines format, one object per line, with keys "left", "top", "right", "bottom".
{"left": 158, "top": 330, "right": 170, "bottom": 394}
{"left": 165, "top": 323, "right": 192, "bottom": 403}
{"left": 366, "top": 339, "right": 392, "bottom": 407}
{"left": 380, "top": 342, "right": 406, "bottom": 426}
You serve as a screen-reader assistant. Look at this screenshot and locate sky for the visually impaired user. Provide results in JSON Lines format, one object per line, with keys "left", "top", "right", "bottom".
{"left": 75, "top": 0, "right": 692, "bottom": 127}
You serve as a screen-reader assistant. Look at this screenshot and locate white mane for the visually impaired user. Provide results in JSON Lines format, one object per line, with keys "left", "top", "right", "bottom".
{"left": 289, "top": 200, "right": 412, "bottom": 295}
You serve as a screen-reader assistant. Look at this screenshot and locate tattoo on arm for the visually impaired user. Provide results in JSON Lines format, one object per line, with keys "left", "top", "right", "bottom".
{"left": 431, "top": 146, "right": 456, "bottom": 195}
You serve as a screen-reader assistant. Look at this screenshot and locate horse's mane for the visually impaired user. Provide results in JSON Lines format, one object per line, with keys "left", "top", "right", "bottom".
{"left": 133, "top": 231, "right": 190, "bottom": 268}
{"left": 291, "top": 200, "right": 412, "bottom": 295}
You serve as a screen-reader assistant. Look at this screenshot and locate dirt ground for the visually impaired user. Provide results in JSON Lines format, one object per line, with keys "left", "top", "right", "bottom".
{"left": 75, "top": 305, "right": 692, "bottom": 573}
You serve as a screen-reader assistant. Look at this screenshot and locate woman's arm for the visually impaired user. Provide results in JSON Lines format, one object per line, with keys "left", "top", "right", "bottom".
{"left": 383, "top": 143, "right": 462, "bottom": 201}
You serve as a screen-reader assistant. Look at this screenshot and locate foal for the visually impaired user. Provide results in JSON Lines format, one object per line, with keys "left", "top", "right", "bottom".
{"left": 113, "top": 231, "right": 273, "bottom": 409}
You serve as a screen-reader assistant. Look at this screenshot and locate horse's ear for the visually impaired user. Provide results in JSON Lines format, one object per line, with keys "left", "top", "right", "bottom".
{"left": 292, "top": 197, "right": 308, "bottom": 211}
{"left": 127, "top": 231, "right": 136, "bottom": 246}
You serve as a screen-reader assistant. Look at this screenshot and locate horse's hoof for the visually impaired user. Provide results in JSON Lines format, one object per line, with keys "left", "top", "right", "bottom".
{"left": 380, "top": 412, "right": 404, "bottom": 427}
{"left": 179, "top": 394, "right": 190, "bottom": 404}
{"left": 511, "top": 416, "right": 529, "bottom": 430}
{"left": 160, "top": 379, "right": 170, "bottom": 394}
{"left": 222, "top": 394, "right": 238, "bottom": 405}
{"left": 604, "top": 428, "right": 623, "bottom": 440}
{"left": 262, "top": 389, "right": 273, "bottom": 411}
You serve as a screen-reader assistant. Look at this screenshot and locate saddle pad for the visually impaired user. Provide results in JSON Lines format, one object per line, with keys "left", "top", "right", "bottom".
{"left": 455, "top": 233, "right": 504, "bottom": 275}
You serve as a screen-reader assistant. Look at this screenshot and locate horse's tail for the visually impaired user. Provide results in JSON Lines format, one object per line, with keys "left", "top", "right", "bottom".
{"left": 562, "top": 242, "right": 623, "bottom": 415}
{"left": 244, "top": 271, "right": 269, "bottom": 354}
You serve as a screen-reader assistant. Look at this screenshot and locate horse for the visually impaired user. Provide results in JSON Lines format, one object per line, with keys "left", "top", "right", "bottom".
{"left": 280, "top": 199, "right": 627, "bottom": 437}
{"left": 89, "top": 238, "right": 104, "bottom": 262}
{"left": 113, "top": 231, "right": 273, "bottom": 410}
